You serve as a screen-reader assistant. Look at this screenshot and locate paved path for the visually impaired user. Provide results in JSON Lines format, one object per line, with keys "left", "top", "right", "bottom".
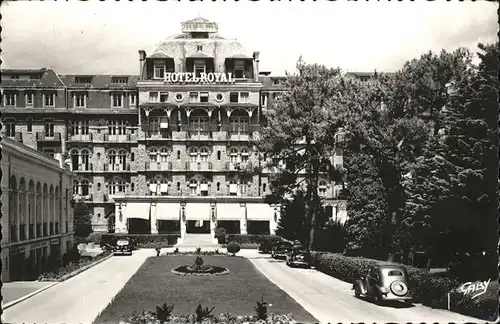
{"left": 2, "top": 249, "right": 153, "bottom": 324}
{"left": 239, "top": 250, "right": 482, "bottom": 323}
{"left": 2, "top": 281, "right": 54, "bottom": 304}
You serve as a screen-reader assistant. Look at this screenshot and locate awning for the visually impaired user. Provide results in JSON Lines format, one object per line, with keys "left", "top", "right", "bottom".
{"left": 226, "top": 53, "right": 253, "bottom": 60}
{"left": 124, "top": 203, "right": 151, "bottom": 220}
{"left": 229, "top": 184, "right": 238, "bottom": 194}
{"left": 185, "top": 203, "right": 210, "bottom": 220}
{"left": 246, "top": 203, "right": 275, "bottom": 221}
{"left": 148, "top": 52, "right": 173, "bottom": 59}
{"left": 216, "top": 203, "right": 245, "bottom": 220}
{"left": 160, "top": 184, "right": 169, "bottom": 193}
{"left": 156, "top": 203, "right": 180, "bottom": 220}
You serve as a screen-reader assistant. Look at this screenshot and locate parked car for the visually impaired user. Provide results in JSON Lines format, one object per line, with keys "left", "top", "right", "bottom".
{"left": 259, "top": 240, "right": 280, "bottom": 254}
{"left": 286, "top": 250, "right": 311, "bottom": 268}
{"left": 271, "top": 241, "right": 293, "bottom": 260}
{"left": 353, "top": 264, "right": 412, "bottom": 304}
{"left": 113, "top": 238, "right": 133, "bottom": 256}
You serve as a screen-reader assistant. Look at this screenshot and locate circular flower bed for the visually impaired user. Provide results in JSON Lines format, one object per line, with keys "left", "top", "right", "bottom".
{"left": 171, "top": 256, "right": 230, "bottom": 276}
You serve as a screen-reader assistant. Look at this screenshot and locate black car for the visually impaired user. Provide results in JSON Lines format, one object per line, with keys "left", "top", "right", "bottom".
{"left": 113, "top": 238, "right": 133, "bottom": 256}
{"left": 286, "top": 250, "right": 312, "bottom": 268}
{"left": 271, "top": 241, "right": 293, "bottom": 260}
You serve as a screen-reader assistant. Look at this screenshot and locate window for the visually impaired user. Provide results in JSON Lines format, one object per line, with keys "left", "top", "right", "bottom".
{"left": 81, "top": 149, "right": 90, "bottom": 170}
{"left": 160, "top": 92, "right": 168, "bottom": 103}
{"left": 112, "top": 93, "right": 123, "bottom": 108}
{"left": 200, "top": 92, "right": 209, "bottom": 103}
{"left": 97, "top": 213, "right": 101, "bottom": 218}
{"left": 216, "top": 182, "right": 220, "bottom": 192}
{"left": 194, "top": 60, "right": 206, "bottom": 78}
{"left": 318, "top": 181, "right": 327, "bottom": 197}
{"left": 149, "top": 148, "right": 158, "bottom": 163}
{"left": 154, "top": 61, "right": 166, "bottom": 79}
{"left": 263, "top": 183, "right": 267, "bottom": 193}
{"left": 240, "top": 183, "right": 248, "bottom": 195}
{"left": 149, "top": 92, "right": 158, "bottom": 102}
{"left": 197, "top": 45, "right": 203, "bottom": 51}
{"left": 4, "top": 93, "right": 16, "bottom": 106}
{"left": 189, "top": 92, "right": 199, "bottom": 103}
{"left": 81, "top": 180, "right": 90, "bottom": 196}
{"left": 109, "top": 179, "right": 126, "bottom": 195}
{"left": 229, "top": 92, "right": 239, "bottom": 103}
{"left": 10, "top": 75, "right": 19, "bottom": 80}
{"left": 25, "top": 92, "right": 34, "bottom": 107}
{"left": 160, "top": 148, "right": 168, "bottom": 162}
{"left": 234, "top": 60, "right": 245, "bottom": 78}
{"left": 118, "top": 150, "right": 127, "bottom": 170}
{"left": 215, "top": 93, "right": 224, "bottom": 102}
{"left": 75, "top": 76, "right": 92, "bottom": 83}
{"left": 131, "top": 152, "right": 135, "bottom": 162}
{"left": 108, "top": 150, "right": 117, "bottom": 166}
{"left": 44, "top": 120, "right": 54, "bottom": 137}
{"left": 230, "top": 116, "right": 249, "bottom": 132}
{"left": 200, "top": 147, "right": 209, "bottom": 162}
{"left": 217, "top": 150, "right": 221, "bottom": 160}
{"left": 27, "top": 118, "right": 32, "bottom": 132}
{"left": 44, "top": 149, "right": 55, "bottom": 158}
{"left": 189, "top": 179, "right": 198, "bottom": 196}
{"left": 177, "top": 150, "right": 181, "bottom": 160}
{"left": 97, "top": 183, "right": 101, "bottom": 191}
{"left": 239, "top": 92, "right": 249, "bottom": 103}
{"left": 108, "top": 120, "right": 126, "bottom": 135}
{"left": 71, "top": 150, "right": 79, "bottom": 171}
{"left": 131, "top": 183, "right": 135, "bottom": 192}
{"left": 229, "top": 148, "right": 238, "bottom": 164}
{"left": 177, "top": 182, "right": 181, "bottom": 193}
{"left": 75, "top": 93, "right": 86, "bottom": 108}
{"left": 130, "top": 93, "right": 137, "bottom": 107}
{"left": 111, "top": 76, "right": 128, "bottom": 84}
{"left": 229, "top": 180, "right": 238, "bottom": 196}
{"left": 189, "top": 148, "right": 198, "bottom": 163}
{"left": 241, "top": 148, "right": 249, "bottom": 163}
{"left": 175, "top": 93, "right": 184, "bottom": 102}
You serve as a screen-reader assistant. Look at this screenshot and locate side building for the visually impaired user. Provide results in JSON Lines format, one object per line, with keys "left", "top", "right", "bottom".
{"left": 0, "top": 17, "right": 347, "bottom": 243}
{"left": 1, "top": 137, "right": 75, "bottom": 282}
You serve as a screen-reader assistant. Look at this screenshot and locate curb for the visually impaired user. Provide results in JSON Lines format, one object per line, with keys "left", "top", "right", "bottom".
{"left": 57, "top": 252, "right": 114, "bottom": 282}
{"left": 2, "top": 282, "right": 59, "bottom": 310}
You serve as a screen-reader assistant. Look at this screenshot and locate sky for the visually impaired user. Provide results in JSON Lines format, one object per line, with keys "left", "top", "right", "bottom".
{"left": 1, "top": 1, "right": 497, "bottom": 76}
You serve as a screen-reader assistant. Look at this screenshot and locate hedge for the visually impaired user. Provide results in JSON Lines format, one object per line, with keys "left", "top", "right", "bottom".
{"left": 226, "top": 234, "right": 283, "bottom": 245}
{"left": 310, "top": 251, "right": 499, "bottom": 321}
{"left": 100, "top": 233, "right": 180, "bottom": 248}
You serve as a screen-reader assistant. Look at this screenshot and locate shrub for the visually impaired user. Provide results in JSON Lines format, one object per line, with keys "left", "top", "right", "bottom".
{"left": 155, "top": 303, "right": 174, "bottom": 322}
{"left": 195, "top": 304, "right": 215, "bottom": 322}
{"left": 227, "top": 242, "right": 241, "bottom": 256}
{"left": 39, "top": 251, "right": 112, "bottom": 281}
{"left": 195, "top": 247, "right": 202, "bottom": 254}
{"left": 87, "top": 232, "right": 104, "bottom": 244}
{"left": 125, "top": 312, "right": 295, "bottom": 324}
{"left": 227, "top": 234, "right": 283, "bottom": 245}
{"left": 254, "top": 296, "right": 268, "bottom": 320}
{"left": 101, "top": 234, "right": 180, "bottom": 247}
{"left": 310, "top": 251, "right": 499, "bottom": 321}
{"left": 214, "top": 227, "right": 228, "bottom": 244}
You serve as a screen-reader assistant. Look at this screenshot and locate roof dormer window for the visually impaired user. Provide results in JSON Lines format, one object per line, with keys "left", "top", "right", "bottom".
{"left": 111, "top": 76, "right": 128, "bottom": 84}
{"left": 234, "top": 60, "right": 245, "bottom": 79}
{"left": 75, "top": 76, "right": 92, "bottom": 84}
{"left": 194, "top": 60, "right": 206, "bottom": 78}
{"left": 30, "top": 74, "right": 41, "bottom": 80}
{"left": 9, "top": 75, "right": 19, "bottom": 80}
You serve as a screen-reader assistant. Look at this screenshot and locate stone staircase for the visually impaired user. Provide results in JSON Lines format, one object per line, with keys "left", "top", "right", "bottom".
{"left": 175, "top": 234, "right": 220, "bottom": 249}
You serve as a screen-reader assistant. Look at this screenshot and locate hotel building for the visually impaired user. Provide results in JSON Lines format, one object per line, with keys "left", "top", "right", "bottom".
{"left": 1, "top": 18, "right": 347, "bottom": 244}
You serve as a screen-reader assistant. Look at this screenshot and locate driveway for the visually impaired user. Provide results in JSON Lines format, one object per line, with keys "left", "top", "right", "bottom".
{"left": 240, "top": 250, "right": 481, "bottom": 323}
{"left": 2, "top": 249, "right": 153, "bottom": 324}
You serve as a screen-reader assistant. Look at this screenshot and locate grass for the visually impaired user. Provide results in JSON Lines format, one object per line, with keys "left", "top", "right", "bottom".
{"left": 94, "top": 255, "right": 317, "bottom": 324}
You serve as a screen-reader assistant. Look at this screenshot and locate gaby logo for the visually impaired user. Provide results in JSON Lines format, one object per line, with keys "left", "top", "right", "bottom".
{"left": 458, "top": 279, "right": 491, "bottom": 299}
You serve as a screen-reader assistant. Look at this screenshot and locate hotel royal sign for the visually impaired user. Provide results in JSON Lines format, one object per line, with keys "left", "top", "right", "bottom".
{"left": 163, "top": 72, "right": 235, "bottom": 84}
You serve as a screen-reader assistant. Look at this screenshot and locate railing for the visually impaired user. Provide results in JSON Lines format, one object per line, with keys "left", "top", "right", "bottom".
{"left": 226, "top": 131, "right": 252, "bottom": 141}
{"left": 226, "top": 161, "right": 252, "bottom": 171}
{"left": 105, "top": 134, "right": 131, "bottom": 142}
{"left": 187, "top": 131, "right": 212, "bottom": 140}
{"left": 67, "top": 133, "right": 93, "bottom": 141}
{"left": 146, "top": 131, "right": 171, "bottom": 140}
{"left": 104, "top": 163, "right": 130, "bottom": 171}
{"left": 185, "top": 161, "right": 213, "bottom": 171}
{"left": 75, "top": 163, "right": 93, "bottom": 172}
{"left": 10, "top": 225, "right": 17, "bottom": 242}
{"left": 36, "top": 132, "right": 62, "bottom": 141}
{"left": 145, "top": 161, "right": 172, "bottom": 171}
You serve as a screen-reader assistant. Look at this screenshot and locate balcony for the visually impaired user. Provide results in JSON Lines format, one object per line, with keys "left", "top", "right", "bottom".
{"left": 105, "top": 134, "right": 131, "bottom": 142}
{"left": 104, "top": 163, "right": 130, "bottom": 172}
{"left": 187, "top": 131, "right": 212, "bottom": 141}
{"left": 36, "top": 132, "right": 62, "bottom": 142}
{"left": 185, "top": 161, "right": 213, "bottom": 171}
{"left": 145, "top": 161, "right": 172, "bottom": 171}
{"left": 67, "top": 133, "right": 93, "bottom": 142}
{"left": 225, "top": 161, "right": 253, "bottom": 172}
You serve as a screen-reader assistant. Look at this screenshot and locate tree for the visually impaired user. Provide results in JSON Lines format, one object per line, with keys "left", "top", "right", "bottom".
{"left": 275, "top": 190, "right": 308, "bottom": 244}
{"left": 73, "top": 201, "right": 92, "bottom": 238}
{"left": 258, "top": 58, "right": 346, "bottom": 251}
{"left": 107, "top": 213, "right": 116, "bottom": 233}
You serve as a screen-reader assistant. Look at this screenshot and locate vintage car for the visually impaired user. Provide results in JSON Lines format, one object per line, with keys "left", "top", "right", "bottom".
{"left": 271, "top": 241, "right": 293, "bottom": 260}
{"left": 286, "top": 250, "right": 312, "bottom": 268}
{"left": 259, "top": 240, "right": 280, "bottom": 254}
{"left": 353, "top": 264, "right": 412, "bottom": 304}
{"left": 113, "top": 238, "right": 133, "bottom": 256}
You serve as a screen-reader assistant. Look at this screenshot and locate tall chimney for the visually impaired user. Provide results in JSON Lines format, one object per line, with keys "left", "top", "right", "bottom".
{"left": 139, "top": 50, "right": 146, "bottom": 80}
{"left": 253, "top": 51, "right": 260, "bottom": 82}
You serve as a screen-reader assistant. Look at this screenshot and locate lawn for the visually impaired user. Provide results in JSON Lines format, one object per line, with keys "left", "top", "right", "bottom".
{"left": 94, "top": 255, "right": 317, "bottom": 324}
